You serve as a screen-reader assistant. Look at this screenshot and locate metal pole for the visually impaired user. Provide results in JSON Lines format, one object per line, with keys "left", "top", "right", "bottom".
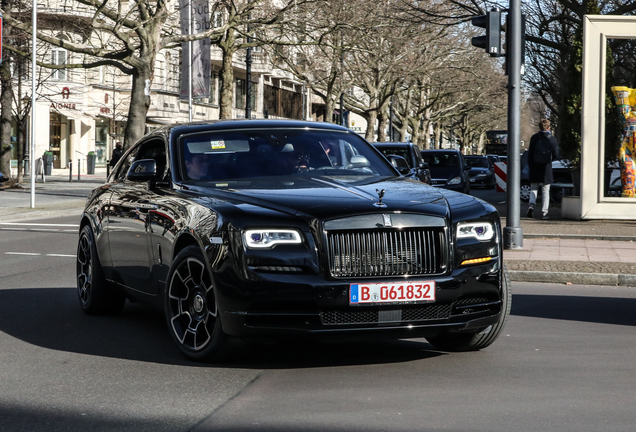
{"left": 504, "top": 0, "right": 523, "bottom": 249}
{"left": 69, "top": 159, "right": 72, "bottom": 182}
{"left": 78, "top": 158, "right": 81, "bottom": 181}
{"left": 188, "top": 1, "right": 193, "bottom": 122}
{"left": 30, "top": 0, "right": 37, "bottom": 208}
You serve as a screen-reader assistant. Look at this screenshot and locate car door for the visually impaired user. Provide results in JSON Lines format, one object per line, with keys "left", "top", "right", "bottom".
{"left": 107, "top": 138, "right": 167, "bottom": 293}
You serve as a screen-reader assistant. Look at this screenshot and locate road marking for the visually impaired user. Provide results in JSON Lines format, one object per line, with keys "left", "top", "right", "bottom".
{"left": 0, "top": 223, "right": 79, "bottom": 227}
{"left": 5, "top": 252, "right": 76, "bottom": 257}
{"left": 5, "top": 252, "right": 41, "bottom": 256}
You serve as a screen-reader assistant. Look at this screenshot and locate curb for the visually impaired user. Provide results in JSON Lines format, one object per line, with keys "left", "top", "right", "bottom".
{"left": 0, "top": 207, "right": 85, "bottom": 223}
{"left": 524, "top": 233, "right": 636, "bottom": 242}
{"left": 509, "top": 270, "right": 636, "bottom": 287}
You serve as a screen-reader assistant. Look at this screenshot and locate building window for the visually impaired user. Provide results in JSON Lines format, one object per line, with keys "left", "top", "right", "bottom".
{"left": 51, "top": 48, "right": 67, "bottom": 80}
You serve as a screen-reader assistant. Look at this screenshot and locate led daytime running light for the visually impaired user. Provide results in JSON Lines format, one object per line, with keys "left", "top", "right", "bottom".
{"left": 460, "top": 257, "right": 493, "bottom": 266}
{"left": 244, "top": 229, "right": 302, "bottom": 249}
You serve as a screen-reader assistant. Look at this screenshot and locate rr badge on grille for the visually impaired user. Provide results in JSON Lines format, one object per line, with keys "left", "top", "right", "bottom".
{"left": 383, "top": 214, "right": 392, "bottom": 227}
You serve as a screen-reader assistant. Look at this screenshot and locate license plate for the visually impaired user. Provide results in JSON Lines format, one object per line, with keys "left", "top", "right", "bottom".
{"left": 350, "top": 281, "right": 436, "bottom": 305}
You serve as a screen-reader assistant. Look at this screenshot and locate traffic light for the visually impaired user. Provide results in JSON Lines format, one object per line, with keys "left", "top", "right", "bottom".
{"left": 471, "top": 9, "right": 502, "bottom": 57}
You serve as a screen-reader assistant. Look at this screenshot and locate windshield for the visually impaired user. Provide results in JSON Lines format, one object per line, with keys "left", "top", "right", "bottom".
{"left": 466, "top": 157, "right": 490, "bottom": 168}
{"left": 179, "top": 128, "right": 395, "bottom": 184}
{"left": 421, "top": 153, "right": 458, "bottom": 168}
{"left": 375, "top": 147, "right": 411, "bottom": 168}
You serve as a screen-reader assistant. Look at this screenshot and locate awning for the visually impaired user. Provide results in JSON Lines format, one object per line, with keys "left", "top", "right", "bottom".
{"left": 146, "top": 117, "right": 174, "bottom": 126}
{"left": 50, "top": 106, "right": 96, "bottom": 123}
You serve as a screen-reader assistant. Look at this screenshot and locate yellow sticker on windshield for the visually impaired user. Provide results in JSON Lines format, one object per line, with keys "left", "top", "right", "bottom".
{"left": 210, "top": 140, "right": 226, "bottom": 150}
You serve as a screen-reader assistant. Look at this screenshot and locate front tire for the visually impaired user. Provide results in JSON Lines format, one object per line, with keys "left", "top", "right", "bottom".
{"left": 425, "top": 266, "right": 512, "bottom": 352}
{"left": 76, "top": 225, "right": 126, "bottom": 315}
{"left": 165, "top": 246, "right": 233, "bottom": 362}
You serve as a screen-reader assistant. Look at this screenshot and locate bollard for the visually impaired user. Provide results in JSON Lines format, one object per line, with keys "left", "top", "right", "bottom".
{"left": 69, "top": 159, "right": 73, "bottom": 182}
{"left": 106, "top": 159, "right": 110, "bottom": 177}
{"left": 78, "top": 159, "right": 81, "bottom": 181}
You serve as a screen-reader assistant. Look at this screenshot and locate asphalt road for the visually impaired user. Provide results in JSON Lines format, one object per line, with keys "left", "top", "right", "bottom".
{"left": 2, "top": 216, "right": 636, "bottom": 432}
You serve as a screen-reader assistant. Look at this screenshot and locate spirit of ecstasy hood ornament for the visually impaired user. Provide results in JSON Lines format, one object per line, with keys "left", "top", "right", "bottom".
{"left": 374, "top": 188, "right": 387, "bottom": 208}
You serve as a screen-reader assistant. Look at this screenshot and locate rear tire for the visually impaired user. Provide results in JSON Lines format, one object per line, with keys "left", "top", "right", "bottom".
{"left": 76, "top": 225, "right": 126, "bottom": 315}
{"left": 426, "top": 266, "right": 511, "bottom": 352}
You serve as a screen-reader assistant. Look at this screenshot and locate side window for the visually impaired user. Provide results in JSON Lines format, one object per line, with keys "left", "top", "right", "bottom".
{"left": 114, "top": 139, "right": 167, "bottom": 182}
{"left": 114, "top": 146, "right": 139, "bottom": 181}
{"left": 135, "top": 139, "right": 168, "bottom": 181}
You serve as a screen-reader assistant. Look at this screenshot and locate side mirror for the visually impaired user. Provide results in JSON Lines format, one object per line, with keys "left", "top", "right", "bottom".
{"left": 127, "top": 159, "right": 157, "bottom": 182}
{"left": 349, "top": 154, "right": 370, "bottom": 168}
{"left": 463, "top": 165, "right": 471, "bottom": 171}
{"left": 386, "top": 155, "right": 411, "bottom": 175}
{"left": 418, "top": 161, "right": 429, "bottom": 170}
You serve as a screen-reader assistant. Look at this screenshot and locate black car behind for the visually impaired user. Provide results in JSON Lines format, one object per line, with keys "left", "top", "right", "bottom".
{"left": 77, "top": 120, "right": 509, "bottom": 362}
{"left": 465, "top": 155, "right": 496, "bottom": 189}
{"left": 372, "top": 142, "right": 431, "bottom": 184}
{"left": 420, "top": 149, "right": 471, "bottom": 194}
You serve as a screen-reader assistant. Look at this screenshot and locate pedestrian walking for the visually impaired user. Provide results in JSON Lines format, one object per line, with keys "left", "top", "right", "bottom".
{"left": 526, "top": 119, "right": 559, "bottom": 219}
{"left": 110, "top": 142, "right": 123, "bottom": 167}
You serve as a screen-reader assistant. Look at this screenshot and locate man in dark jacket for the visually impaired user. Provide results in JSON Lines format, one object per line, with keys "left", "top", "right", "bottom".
{"left": 526, "top": 119, "right": 559, "bottom": 219}
{"left": 110, "top": 142, "right": 123, "bottom": 167}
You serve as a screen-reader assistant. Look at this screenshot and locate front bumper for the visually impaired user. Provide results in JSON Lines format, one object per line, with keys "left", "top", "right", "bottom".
{"left": 213, "top": 259, "right": 503, "bottom": 340}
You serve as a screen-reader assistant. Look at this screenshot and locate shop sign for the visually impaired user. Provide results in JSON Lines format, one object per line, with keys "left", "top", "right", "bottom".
{"left": 51, "top": 102, "right": 77, "bottom": 110}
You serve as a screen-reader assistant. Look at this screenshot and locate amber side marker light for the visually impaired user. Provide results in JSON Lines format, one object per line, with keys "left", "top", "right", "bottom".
{"left": 460, "top": 257, "right": 493, "bottom": 266}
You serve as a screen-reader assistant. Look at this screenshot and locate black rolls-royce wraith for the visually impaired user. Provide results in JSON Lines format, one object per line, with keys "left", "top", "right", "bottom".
{"left": 76, "top": 120, "right": 510, "bottom": 362}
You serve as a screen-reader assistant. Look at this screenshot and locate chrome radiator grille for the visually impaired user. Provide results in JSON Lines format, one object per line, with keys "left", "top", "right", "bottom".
{"left": 326, "top": 228, "right": 448, "bottom": 277}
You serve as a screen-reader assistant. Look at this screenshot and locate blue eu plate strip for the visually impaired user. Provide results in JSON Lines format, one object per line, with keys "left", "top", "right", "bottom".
{"left": 350, "top": 284, "right": 359, "bottom": 303}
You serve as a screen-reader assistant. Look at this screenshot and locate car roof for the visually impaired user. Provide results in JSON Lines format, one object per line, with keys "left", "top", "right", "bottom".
{"left": 156, "top": 119, "right": 353, "bottom": 137}
{"left": 421, "top": 149, "right": 461, "bottom": 153}
{"left": 465, "top": 155, "right": 487, "bottom": 158}
{"left": 372, "top": 142, "right": 414, "bottom": 147}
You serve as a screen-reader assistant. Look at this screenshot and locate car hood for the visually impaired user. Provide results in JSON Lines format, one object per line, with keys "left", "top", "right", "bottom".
{"left": 428, "top": 167, "right": 461, "bottom": 180}
{"left": 468, "top": 167, "right": 491, "bottom": 174}
{"left": 191, "top": 176, "right": 453, "bottom": 220}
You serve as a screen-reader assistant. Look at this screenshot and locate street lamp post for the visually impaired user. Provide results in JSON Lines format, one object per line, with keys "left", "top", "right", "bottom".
{"left": 30, "top": 0, "right": 37, "bottom": 208}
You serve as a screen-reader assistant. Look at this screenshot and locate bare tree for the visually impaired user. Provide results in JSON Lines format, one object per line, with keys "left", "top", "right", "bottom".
{"left": 2, "top": 0, "right": 231, "bottom": 147}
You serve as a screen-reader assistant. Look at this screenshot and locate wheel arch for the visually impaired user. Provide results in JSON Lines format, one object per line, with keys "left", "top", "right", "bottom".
{"left": 172, "top": 232, "right": 200, "bottom": 263}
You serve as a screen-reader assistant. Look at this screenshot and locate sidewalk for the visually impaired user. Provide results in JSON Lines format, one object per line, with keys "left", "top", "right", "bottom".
{"left": 504, "top": 218, "right": 636, "bottom": 287}
{"left": 0, "top": 167, "right": 108, "bottom": 222}
{"left": 1, "top": 170, "right": 635, "bottom": 287}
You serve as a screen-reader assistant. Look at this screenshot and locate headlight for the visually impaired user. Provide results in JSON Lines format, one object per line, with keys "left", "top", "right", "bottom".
{"left": 244, "top": 229, "right": 302, "bottom": 248}
{"left": 447, "top": 176, "right": 462, "bottom": 185}
{"left": 457, "top": 222, "right": 494, "bottom": 241}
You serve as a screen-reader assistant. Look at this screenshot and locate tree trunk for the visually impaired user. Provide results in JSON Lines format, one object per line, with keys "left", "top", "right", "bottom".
{"left": 0, "top": 59, "right": 13, "bottom": 179}
{"left": 435, "top": 122, "right": 442, "bottom": 149}
{"left": 0, "top": 0, "right": 13, "bottom": 180}
{"left": 219, "top": 28, "right": 237, "bottom": 120}
{"left": 325, "top": 97, "right": 335, "bottom": 124}
{"left": 365, "top": 109, "right": 378, "bottom": 142}
{"left": 377, "top": 109, "right": 387, "bottom": 142}
{"left": 123, "top": 66, "right": 152, "bottom": 148}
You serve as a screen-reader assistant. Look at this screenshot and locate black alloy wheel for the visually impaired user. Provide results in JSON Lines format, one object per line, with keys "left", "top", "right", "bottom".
{"left": 76, "top": 225, "right": 126, "bottom": 314}
{"left": 425, "top": 265, "right": 512, "bottom": 352}
{"left": 165, "top": 246, "right": 233, "bottom": 362}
